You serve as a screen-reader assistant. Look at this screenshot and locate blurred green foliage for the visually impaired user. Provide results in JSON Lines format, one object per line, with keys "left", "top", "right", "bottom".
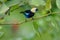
{"left": 0, "top": 0, "right": 60, "bottom": 40}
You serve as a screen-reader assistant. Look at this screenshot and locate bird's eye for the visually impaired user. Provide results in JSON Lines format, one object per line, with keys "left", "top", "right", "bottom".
{"left": 36, "top": 9, "right": 38, "bottom": 11}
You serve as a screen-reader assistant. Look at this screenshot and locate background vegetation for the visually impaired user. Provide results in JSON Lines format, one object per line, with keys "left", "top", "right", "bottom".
{"left": 0, "top": 0, "right": 60, "bottom": 40}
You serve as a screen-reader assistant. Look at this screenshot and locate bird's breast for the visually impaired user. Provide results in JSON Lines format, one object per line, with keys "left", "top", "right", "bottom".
{"left": 24, "top": 13, "right": 34, "bottom": 18}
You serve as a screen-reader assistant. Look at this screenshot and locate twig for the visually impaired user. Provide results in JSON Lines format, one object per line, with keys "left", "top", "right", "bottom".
{"left": 0, "top": 12, "right": 60, "bottom": 25}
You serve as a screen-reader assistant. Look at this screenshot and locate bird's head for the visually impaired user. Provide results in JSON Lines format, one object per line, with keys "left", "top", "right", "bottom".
{"left": 31, "top": 8, "right": 38, "bottom": 13}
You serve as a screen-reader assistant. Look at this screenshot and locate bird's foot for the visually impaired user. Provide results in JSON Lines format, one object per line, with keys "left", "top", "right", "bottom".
{"left": 32, "top": 18, "right": 34, "bottom": 20}
{"left": 25, "top": 19, "right": 27, "bottom": 22}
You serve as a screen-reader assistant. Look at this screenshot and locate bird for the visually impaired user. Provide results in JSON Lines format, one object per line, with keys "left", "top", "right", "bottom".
{"left": 20, "top": 8, "right": 38, "bottom": 19}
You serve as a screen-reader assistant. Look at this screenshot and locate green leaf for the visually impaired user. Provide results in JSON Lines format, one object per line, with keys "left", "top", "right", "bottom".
{"left": 5, "top": 0, "right": 21, "bottom": 7}
{"left": 19, "top": 22, "right": 36, "bottom": 39}
{"left": 56, "top": 0, "right": 60, "bottom": 9}
{"left": 51, "top": 0, "right": 58, "bottom": 12}
{"left": 0, "top": 1, "right": 2, "bottom": 7}
{"left": 45, "top": 0, "right": 51, "bottom": 10}
{"left": 0, "top": 3, "right": 9, "bottom": 14}
{"left": 4, "top": 7, "right": 25, "bottom": 24}
{"left": 32, "top": 21, "right": 41, "bottom": 39}
{"left": 29, "top": 0, "right": 46, "bottom": 6}
{"left": 0, "top": 32, "right": 4, "bottom": 38}
{"left": 0, "top": 25, "right": 13, "bottom": 40}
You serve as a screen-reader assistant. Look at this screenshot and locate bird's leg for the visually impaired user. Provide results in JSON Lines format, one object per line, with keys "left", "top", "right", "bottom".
{"left": 25, "top": 18, "right": 28, "bottom": 22}
{"left": 32, "top": 17, "right": 34, "bottom": 20}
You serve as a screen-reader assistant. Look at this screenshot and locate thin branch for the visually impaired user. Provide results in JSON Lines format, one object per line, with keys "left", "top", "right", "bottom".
{"left": 0, "top": 12, "right": 60, "bottom": 25}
